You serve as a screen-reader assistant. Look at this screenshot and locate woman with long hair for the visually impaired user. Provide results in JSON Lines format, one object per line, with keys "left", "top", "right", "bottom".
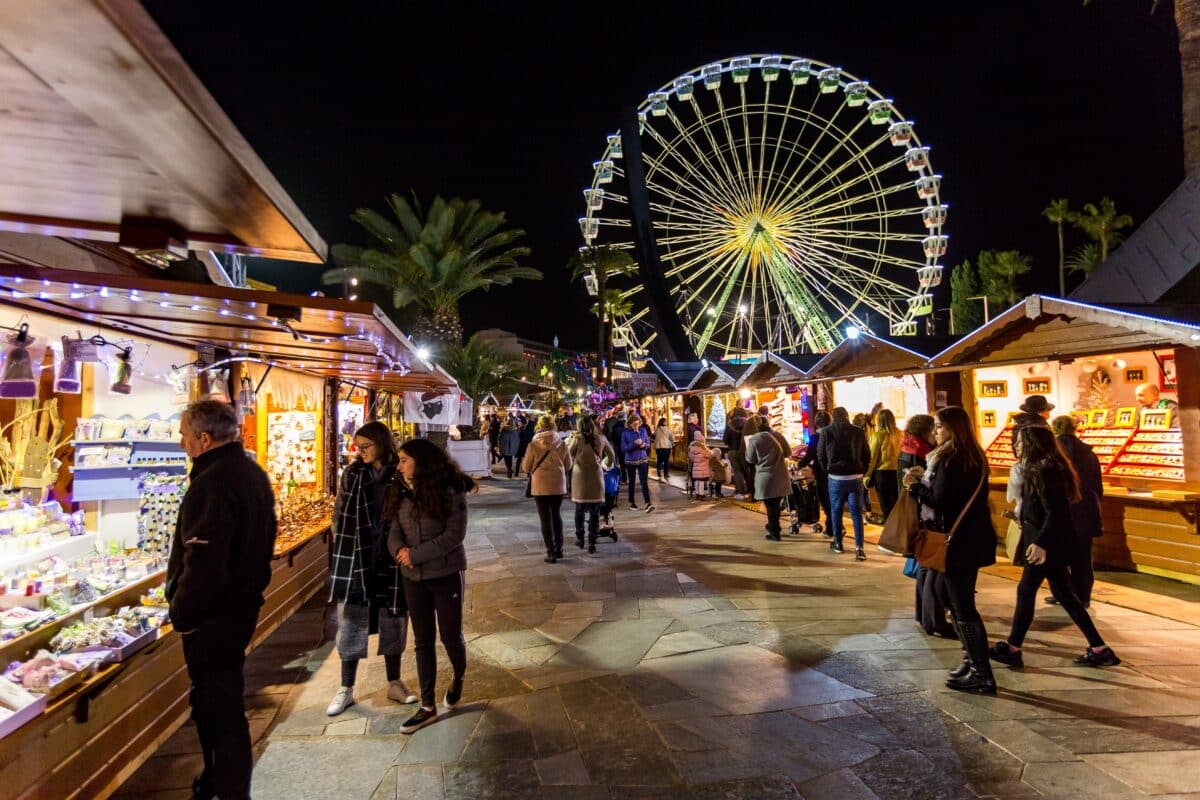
{"left": 523, "top": 414, "right": 573, "bottom": 562}
{"left": 386, "top": 438, "right": 477, "bottom": 733}
{"left": 652, "top": 417, "right": 675, "bottom": 481}
{"left": 326, "top": 421, "right": 416, "bottom": 716}
{"left": 568, "top": 415, "right": 615, "bottom": 553}
{"left": 866, "top": 408, "right": 903, "bottom": 519}
{"left": 903, "top": 406, "right": 998, "bottom": 694}
{"left": 989, "top": 426, "right": 1120, "bottom": 670}
{"left": 621, "top": 414, "right": 654, "bottom": 512}
{"left": 899, "top": 413, "right": 952, "bottom": 638}
{"left": 745, "top": 416, "right": 792, "bottom": 540}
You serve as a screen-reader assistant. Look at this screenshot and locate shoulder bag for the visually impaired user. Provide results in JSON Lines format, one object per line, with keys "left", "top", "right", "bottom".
{"left": 911, "top": 469, "right": 986, "bottom": 572}
{"left": 525, "top": 449, "right": 552, "bottom": 498}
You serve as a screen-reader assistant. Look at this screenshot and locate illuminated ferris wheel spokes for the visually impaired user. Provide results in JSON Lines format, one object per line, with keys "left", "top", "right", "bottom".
{"left": 579, "top": 55, "right": 947, "bottom": 359}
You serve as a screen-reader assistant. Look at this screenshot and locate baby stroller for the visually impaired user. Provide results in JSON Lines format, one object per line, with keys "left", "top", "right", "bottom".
{"left": 785, "top": 463, "right": 823, "bottom": 536}
{"left": 597, "top": 463, "right": 621, "bottom": 542}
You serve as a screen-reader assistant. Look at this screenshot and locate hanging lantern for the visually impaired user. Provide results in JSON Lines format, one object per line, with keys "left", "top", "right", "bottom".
{"left": 0, "top": 323, "right": 39, "bottom": 399}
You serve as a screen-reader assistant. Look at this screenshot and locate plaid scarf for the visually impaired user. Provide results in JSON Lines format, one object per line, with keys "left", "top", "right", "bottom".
{"left": 329, "top": 462, "right": 405, "bottom": 614}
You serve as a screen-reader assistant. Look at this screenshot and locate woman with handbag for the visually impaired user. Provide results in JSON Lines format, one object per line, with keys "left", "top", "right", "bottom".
{"left": 989, "top": 426, "right": 1120, "bottom": 669}
{"left": 326, "top": 421, "right": 416, "bottom": 717}
{"left": 903, "top": 406, "right": 997, "bottom": 694}
{"left": 568, "top": 416, "right": 614, "bottom": 553}
{"left": 523, "top": 414, "right": 573, "bottom": 563}
{"left": 621, "top": 414, "right": 654, "bottom": 512}
{"left": 745, "top": 417, "right": 791, "bottom": 542}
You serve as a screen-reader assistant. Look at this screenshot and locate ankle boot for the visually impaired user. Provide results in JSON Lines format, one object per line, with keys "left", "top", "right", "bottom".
{"left": 946, "top": 619, "right": 996, "bottom": 695}
{"left": 948, "top": 650, "right": 971, "bottom": 679}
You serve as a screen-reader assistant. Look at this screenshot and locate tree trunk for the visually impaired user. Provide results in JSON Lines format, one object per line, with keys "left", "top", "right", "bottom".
{"left": 596, "top": 272, "right": 606, "bottom": 384}
{"left": 1056, "top": 222, "right": 1065, "bottom": 296}
{"left": 1179, "top": 0, "right": 1200, "bottom": 174}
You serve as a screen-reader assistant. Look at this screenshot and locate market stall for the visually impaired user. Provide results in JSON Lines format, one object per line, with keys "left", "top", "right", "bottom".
{"left": 0, "top": 267, "right": 453, "bottom": 798}
{"left": 928, "top": 296, "right": 1200, "bottom": 582}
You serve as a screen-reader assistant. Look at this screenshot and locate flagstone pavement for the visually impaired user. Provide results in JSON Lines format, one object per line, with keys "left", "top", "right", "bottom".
{"left": 118, "top": 477, "right": 1200, "bottom": 800}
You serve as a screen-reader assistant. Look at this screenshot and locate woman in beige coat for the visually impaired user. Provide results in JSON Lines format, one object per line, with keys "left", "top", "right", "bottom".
{"left": 522, "top": 415, "right": 573, "bottom": 563}
{"left": 568, "top": 416, "right": 615, "bottom": 553}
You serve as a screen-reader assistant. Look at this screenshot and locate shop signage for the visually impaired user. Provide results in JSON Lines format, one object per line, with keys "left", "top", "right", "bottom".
{"left": 614, "top": 374, "right": 659, "bottom": 397}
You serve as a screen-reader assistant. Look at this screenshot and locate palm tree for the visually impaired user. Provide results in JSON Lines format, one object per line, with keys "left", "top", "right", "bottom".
{"left": 1042, "top": 199, "right": 1071, "bottom": 295}
{"left": 1067, "top": 242, "right": 1103, "bottom": 276}
{"left": 440, "top": 333, "right": 525, "bottom": 438}
{"left": 1068, "top": 197, "right": 1134, "bottom": 263}
{"left": 566, "top": 245, "right": 637, "bottom": 382}
{"left": 590, "top": 289, "right": 633, "bottom": 383}
{"left": 323, "top": 194, "right": 541, "bottom": 352}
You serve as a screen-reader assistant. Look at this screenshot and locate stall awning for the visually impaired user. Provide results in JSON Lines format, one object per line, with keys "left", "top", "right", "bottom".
{"left": 0, "top": 0, "right": 325, "bottom": 263}
{"left": 929, "top": 296, "right": 1200, "bottom": 368}
{"left": 806, "top": 333, "right": 940, "bottom": 381}
{"left": 0, "top": 265, "right": 456, "bottom": 393}
{"left": 692, "top": 360, "right": 753, "bottom": 392}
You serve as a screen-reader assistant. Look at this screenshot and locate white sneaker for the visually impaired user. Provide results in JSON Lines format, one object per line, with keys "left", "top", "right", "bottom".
{"left": 734, "top": 493, "right": 749, "bottom": 500}
{"left": 387, "top": 679, "right": 419, "bottom": 704}
{"left": 326, "top": 686, "right": 355, "bottom": 716}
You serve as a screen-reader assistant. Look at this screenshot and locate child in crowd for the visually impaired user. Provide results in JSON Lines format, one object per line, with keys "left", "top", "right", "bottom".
{"left": 688, "top": 430, "right": 711, "bottom": 499}
{"left": 600, "top": 458, "right": 621, "bottom": 534}
{"left": 708, "top": 446, "right": 730, "bottom": 499}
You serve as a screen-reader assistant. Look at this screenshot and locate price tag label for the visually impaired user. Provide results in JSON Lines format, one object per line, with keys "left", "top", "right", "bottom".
{"left": 63, "top": 338, "right": 99, "bottom": 362}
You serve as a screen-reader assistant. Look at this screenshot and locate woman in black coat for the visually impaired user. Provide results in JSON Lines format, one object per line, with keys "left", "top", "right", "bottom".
{"left": 989, "top": 426, "right": 1120, "bottom": 670}
{"left": 903, "top": 406, "right": 997, "bottom": 694}
{"left": 1051, "top": 415, "right": 1104, "bottom": 606}
{"left": 795, "top": 411, "right": 832, "bottom": 533}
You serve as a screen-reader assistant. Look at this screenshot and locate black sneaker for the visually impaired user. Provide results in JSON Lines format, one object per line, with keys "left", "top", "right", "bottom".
{"left": 1043, "top": 596, "right": 1060, "bottom": 605}
{"left": 1074, "top": 647, "right": 1121, "bottom": 667}
{"left": 989, "top": 641, "right": 1024, "bottom": 668}
{"left": 444, "top": 675, "right": 464, "bottom": 707}
{"left": 644, "top": 504, "right": 654, "bottom": 513}
{"left": 855, "top": 549, "right": 866, "bottom": 562}
{"left": 629, "top": 503, "right": 639, "bottom": 510}
{"left": 764, "top": 533, "right": 782, "bottom": 541}
{"left": 830, "top": 542, "right": 844, "bottom": 553}
{"left": 400, "top": 706, "right": 438, "bottom": 734}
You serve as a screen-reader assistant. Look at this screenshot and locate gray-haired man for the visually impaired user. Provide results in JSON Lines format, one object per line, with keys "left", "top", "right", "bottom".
{"left": 167, "top": 401, "right": 276, "bottom": 800}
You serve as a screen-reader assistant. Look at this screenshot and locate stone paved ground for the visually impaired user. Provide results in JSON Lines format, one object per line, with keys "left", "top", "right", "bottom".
{"left": 118, "top": 477, "right": 1200, "bottom": 800}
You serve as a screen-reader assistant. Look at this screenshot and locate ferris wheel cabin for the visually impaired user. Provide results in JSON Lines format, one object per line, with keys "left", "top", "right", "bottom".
{"left": 818, "top": 67, "right": 841, "bottom": 93}
{"left": 905, "top": 146, "right": 931, "bottom": 172}
{"left": 789, "top": 59, "right": 812, "bottom": 84}
{"left": 702, "top": 62, "right": 723, "bottom": 90}
{"left": 760, "top": 55, "right": 783, "bottom": 81}
{"left": 673, "top": 75, "right": 694, "bottom": 101}
{"left": 889, "top": 121, "right": 914, "bottom": 145}
{"left": 730, "top": 57, "right": 752, "bottom": 83}
{"left": 922, "top": 235, "right": 949, "bottom": 259}
{"left": 845, "top": 81, "right": 870, "bottom": 107}
{"left": 922, "top": 205, "right": 948, "bottom": 228}
{"left": 869, "top": 100, "right": 894, "bottom": 124}
{"left": 593, "top": 160, "right": 614, "bottom": 184}
{"left": 915, "top": 175, "right": 941, "bottom": 199}
{"left": 917, "top": 265, "right": 944, "bottom": 288}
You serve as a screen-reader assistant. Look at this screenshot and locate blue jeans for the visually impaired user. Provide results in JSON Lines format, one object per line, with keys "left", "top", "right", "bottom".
{"left": 829, "top": 477, "right": 865, "bottom": 549}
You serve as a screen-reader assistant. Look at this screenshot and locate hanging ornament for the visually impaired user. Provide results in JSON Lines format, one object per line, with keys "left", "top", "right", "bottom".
{"left": 0, "top": 323, "right": 40, "bottom": 398}
{"left": 109, "top": 347, "right": 134, "bottom": 395}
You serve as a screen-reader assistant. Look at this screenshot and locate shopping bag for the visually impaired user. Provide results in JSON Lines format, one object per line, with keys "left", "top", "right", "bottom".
{"left": 1006, "top": 519, "right": 1023, "bottom": 564}
{"left": 903, "top": 556, "right": 920, "bottom": 579}
{"left": 878, "top": 490, "right": 919, "bottom": 554}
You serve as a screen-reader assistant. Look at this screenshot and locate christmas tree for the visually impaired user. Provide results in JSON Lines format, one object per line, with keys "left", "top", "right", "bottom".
{"left": 1076, "top": 367, "right": 1114, "bottom": 411}
{"left": 707, "top": 396, "right": 726, "bottom": 436}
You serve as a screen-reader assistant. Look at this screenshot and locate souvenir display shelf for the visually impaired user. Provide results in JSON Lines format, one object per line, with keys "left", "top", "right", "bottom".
{"left": 1109, "top": 429, "right": 1184, "bottom": 482}
{"left": 983, "top": 424, "right": 1016, "bottom": 469}
{"left": 1077, "top": 426, "right": 1138, "bottom": 470}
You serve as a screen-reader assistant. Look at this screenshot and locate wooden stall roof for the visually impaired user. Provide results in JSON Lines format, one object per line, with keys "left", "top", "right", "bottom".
{"left": 736, "top": 351, "right": 824, "bottom": 389}
{"left": 805, "top": 333, "right": 936, "bottom": 381}
{"left": 929, "top": 296, "right": 1200, "bottom": 368}
{"left": 0, "top": 265, "right": 457, "bottom": 393}
{"left": 694, "top": 360, "right": 752, "bottom": 392}
{"left": 0, "top": 0, "right": 326, "bottom": 263}
{"left": 644, "top": 359, "right": 708, "bottom": 393}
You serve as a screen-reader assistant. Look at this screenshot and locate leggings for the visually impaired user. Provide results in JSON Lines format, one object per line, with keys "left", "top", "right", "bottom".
{"left": 626, "top": 462, "right": 651, "bottom": 504}
{"left": 764, "top": 496, "right": 783, "bottom": 534}
{"left": 655, "top": 448, "right": 672, "bottom": 478}
{"left": 534, "top": 495, "right": 564, "bottom": 554}
{"left": 574, "top": 502, "right": 601, "bottom": 543}
{"left": 1008, "top": 561, "right": 1105, "bottom": 649}
{"left": 402, "top": 572, "right": 467, "bottom": 708}
{"left": 873, "top": 470, "right": 899, "bottom": 519}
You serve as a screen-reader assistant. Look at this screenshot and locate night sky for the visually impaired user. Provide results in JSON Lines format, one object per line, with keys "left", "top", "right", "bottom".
{"left": 143, "top": 0, "right": 1183, "bottom": 350}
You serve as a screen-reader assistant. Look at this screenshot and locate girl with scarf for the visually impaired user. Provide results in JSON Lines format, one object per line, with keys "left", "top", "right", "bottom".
{"left": 327, "top": 421, "right": 416, "bottom": 716}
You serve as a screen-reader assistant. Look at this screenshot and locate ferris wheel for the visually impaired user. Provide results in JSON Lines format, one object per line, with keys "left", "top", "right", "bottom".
{"left": 579, "top": 54, "right": 946, "bottom": 360}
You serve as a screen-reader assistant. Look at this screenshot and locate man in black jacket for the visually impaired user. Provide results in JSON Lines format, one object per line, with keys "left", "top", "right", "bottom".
{"left": 1051, "top": 415, "right": 1104, "bottom": 606}
{"left": 168, "top": 401, "right": 276, "bottom": 800}
{"left": 817, "top": 407, "right": 871, "bottom": 559}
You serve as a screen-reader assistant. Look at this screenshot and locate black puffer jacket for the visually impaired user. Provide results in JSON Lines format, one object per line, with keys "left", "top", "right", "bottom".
{"left": 167, "top": 441, "right": 277, "bottom": 631}
{"left": 386, "top": 483, "right": 468, "bottom": 581}
{"left": 816, "top": 420, "right": 870, "bottom": 477}
{"left": 908, "top": 449, "right": 996, "bottom": 572}
{"left": 1057, "top": 434, "right": 1103, "bottom": 540}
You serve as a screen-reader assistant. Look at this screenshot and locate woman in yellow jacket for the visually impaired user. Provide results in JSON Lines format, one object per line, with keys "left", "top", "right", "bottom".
{"left": 866, "top": 408, "right": 903, "bottom": 519}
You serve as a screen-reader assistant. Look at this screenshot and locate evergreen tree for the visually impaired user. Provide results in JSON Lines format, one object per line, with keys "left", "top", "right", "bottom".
{"left": 977, "top": 249, "right": 1032, "bottom": 310}
{"left": 949, "top": 259, "right": 984, "bottom": 334}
